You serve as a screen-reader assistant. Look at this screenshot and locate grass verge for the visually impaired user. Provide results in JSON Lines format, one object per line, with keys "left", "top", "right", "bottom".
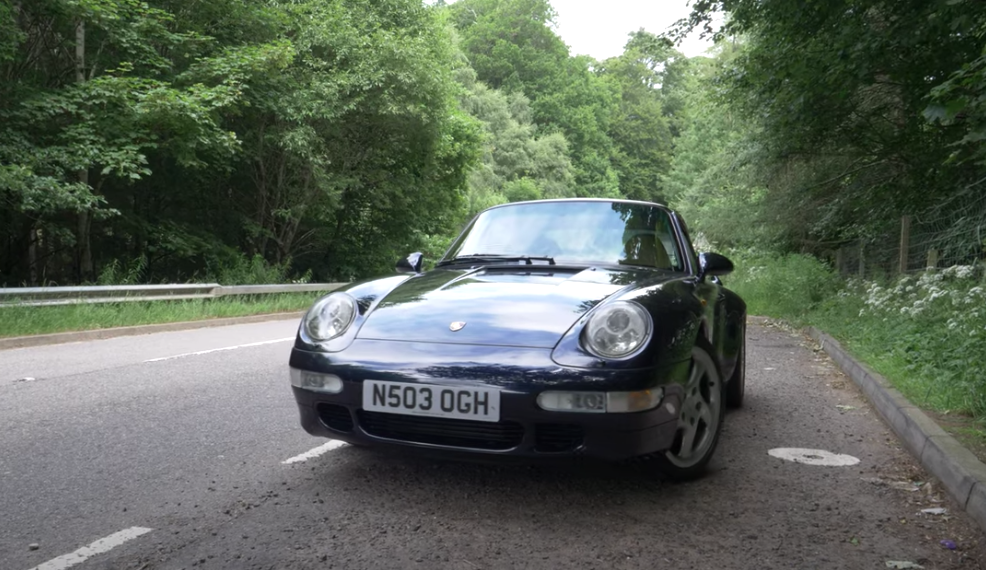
{"left": 723, "top": 250, "right": 986, "bottom": 443}
{"left": 0, "top": 293, "right": 321, "bottom": 338}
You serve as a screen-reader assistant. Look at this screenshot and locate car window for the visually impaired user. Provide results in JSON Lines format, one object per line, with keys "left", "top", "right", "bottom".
{"left": 445, "top": 201, "right": 684, "bottom": 271}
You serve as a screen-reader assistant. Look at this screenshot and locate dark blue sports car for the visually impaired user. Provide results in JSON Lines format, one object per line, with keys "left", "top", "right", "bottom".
{"left": 288, "top": 198, "right": 746, "bottom": 480}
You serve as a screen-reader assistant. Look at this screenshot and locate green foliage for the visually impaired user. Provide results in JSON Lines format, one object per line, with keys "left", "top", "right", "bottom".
{"left": 672, "top": 0, "right": 986, "bottom": 251}
{"left": 454, "top": 66, "right": 574, "bottom": 217}
{"left": 416, "top": 232, "right": 458, "bottom": 270}
{"left": 664, "top": 49, "right": 781, "bottom": 248}
{"left": 2, "top": 0, "right": 697, "bottom": 287}
{"left": 449, "top": 0, "right": 568, "bottom": 93}
{"left": 723, "top": 250, "right": 841, "bottom": 319}
{"left": 1, "top": 0, "right": 481, "bottom": 286}
{"left": 727, "top": 251, "right": 986, "bottom": 419}
{"left": 664, "top": 1, "right": 986, "bottom": 425}
{"left": 97, "top": 254, "right": 147, "bottom": 285}
{"left": 926, "top": 46, "right": 986, "bottom": 165}
{"left": 835, "top": 267, "right": 986, "bottom": 415}
{"left": 1, "top": 4, "right": 220, "bottom": 226}
{"left": 598, "top": 31, "right": 679, "bottom": 204}
{"left": 502, "top": 178, "right": 541, "bottom": 203}
{"left": 449, "top": 0, "right": 622, "bottom": 197}
{"left": 817, "top": 267, "right": 986, "bottom": 418}
{"left": 209, "top": 254, "right": 291, "bottom": 286}
{"left": 215, "top": 0, "right": 482, "bottom": 280}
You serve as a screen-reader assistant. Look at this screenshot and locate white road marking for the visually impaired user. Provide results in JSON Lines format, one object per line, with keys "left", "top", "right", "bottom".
{"left": 768, "top": 447, "right": 860, "bottom": 466}
{"left": 145, "top": 338, "right": 293, "bottom": 362}
{"left": 283, "top": 440, "right": 348, "bottom": 464}
{"left": 28, "top": 527, "right": 153, "bottom": 570}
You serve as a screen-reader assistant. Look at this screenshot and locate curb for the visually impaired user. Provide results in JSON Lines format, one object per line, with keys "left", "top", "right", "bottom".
{"left": 807, "top": 327, "right": 986, "bottom": 533}
{"left": 0, "top": 311, "right": 304, "bottom": 351}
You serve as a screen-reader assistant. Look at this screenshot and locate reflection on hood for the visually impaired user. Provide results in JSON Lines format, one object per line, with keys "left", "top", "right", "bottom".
{"left": 356, "top": 266, "right": 663, "bottom": 348}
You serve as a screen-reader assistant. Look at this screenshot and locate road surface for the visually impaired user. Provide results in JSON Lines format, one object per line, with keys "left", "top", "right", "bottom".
{"left": 1, "top": 318, "right": 984, "bottom": 569}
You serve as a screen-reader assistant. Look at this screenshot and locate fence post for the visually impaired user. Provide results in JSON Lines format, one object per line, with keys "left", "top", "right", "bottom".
{"left": 858, "top": 243, "right": 865, "bottom": 277}
{"left": 899, "top": 215, "right": 911, "bottom": 274}
{"left": 835, "top": 247, "right": 844, "bottom": 276}
{"left": 927, "top": 248, "right": 939, "bottom": 270}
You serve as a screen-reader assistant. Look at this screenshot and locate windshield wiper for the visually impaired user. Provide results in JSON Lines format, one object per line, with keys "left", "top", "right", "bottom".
{"left": 437, "top": 254, "right": 556, "bottom": 267}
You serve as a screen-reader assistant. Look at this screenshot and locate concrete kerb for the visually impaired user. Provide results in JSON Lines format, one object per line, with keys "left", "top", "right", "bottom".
{"left": 0, "top": 311, "right": 305, "bottom": 351}
{"left": 807, "top": 326, "right": 986, "bottom": 533}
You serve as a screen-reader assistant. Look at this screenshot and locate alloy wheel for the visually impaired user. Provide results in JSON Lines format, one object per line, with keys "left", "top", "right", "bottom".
{"left": 665, "top": 346, "right": 722, "bottom": 469}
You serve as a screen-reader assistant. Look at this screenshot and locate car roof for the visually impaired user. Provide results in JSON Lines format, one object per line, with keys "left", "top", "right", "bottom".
{"left": 480, "top": 197, "right": 672, "bottom": 212}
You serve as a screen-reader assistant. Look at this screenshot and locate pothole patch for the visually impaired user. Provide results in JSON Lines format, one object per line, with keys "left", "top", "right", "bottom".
{"left": 768, "top": 447, "right": 860, "bottom": 466}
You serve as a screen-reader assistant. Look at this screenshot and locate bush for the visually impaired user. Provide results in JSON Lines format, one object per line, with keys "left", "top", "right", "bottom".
{"left": 820, "top": 266, "right": 986, "bottom": 416}
{"left": 96, "top": 255, "right": 148, "bottom": 285}
{"left": 728, "top": 251, "right": 986, "bottom": 419}
{"left": 206, "top": 253, "right": 294, "bottom": 285}
{"left": 723, "top": 249, "right": 841, "bottom": 320}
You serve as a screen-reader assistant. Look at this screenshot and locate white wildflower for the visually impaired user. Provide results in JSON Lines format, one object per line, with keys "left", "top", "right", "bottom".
{"left": 956, "top": 265, "right": 975, "bottom": 279}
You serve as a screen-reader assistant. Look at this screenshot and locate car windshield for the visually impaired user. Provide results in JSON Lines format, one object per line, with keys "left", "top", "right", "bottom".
{"left": 442, "top": 201, "right": 684, "bottom": 270}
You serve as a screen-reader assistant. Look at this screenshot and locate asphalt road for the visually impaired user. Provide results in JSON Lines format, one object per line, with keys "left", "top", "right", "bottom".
{"left": 2, "top": 318, "right": 985, "bottom": 570}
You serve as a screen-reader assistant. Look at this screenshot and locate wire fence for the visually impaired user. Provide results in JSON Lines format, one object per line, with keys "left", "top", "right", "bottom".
{"left": 829, "top": 190, "right": 986, "bottom": 281}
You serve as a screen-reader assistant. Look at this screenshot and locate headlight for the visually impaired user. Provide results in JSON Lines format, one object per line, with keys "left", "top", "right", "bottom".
{"left": 304, "top": 293, "right": 357, "bottom": 341}
{"left": 582, "top": 301, "right": 651, "bottom": 358}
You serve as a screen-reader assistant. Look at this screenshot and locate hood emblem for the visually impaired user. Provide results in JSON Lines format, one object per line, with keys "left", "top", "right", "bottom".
{"left": 449, "top": 321, "right": 466, "bottom": 332}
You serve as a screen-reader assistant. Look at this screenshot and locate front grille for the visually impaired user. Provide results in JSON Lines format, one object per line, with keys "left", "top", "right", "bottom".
{"left": 535, "top": 424, "right": 584, "bottom": 453}
{"left": 317, "top": 404, "right": 354, "bottom": 432}
{"left": 356, "top": 410, "right": 523, "bottom": 450}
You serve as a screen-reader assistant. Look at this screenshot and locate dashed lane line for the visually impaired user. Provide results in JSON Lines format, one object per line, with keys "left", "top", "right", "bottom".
{"left": 27, "top": 527, "right": 153, "bottom": 570}
{"left": 283, "top": 440, "right": 348, "bottom": 464}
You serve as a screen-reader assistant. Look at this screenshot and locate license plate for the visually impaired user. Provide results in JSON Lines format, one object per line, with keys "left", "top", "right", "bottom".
{"left": 362, "top": 380, "right": 500, "bottom": 422}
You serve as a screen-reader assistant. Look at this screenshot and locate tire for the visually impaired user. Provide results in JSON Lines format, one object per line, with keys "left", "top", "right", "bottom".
{"left": 726, "top": 329, "right": 746, "bottom": 409}
{"left": 653, "top": 341, "right": 726, "bottom": 481}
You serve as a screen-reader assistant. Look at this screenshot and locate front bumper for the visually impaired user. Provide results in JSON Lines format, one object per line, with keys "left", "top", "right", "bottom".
{"left": 288, "top": 340, "right": 689, "bottom": 462}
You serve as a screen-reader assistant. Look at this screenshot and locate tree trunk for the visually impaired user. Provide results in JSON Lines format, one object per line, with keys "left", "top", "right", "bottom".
{"left": 75, "top": 19, "right": 93, "bottom": 282}
{"left": 77, "top": 209, "right": 92, "bottom": 281}
{"left": 27, "top": 223, "right": 38, "bottom": 285}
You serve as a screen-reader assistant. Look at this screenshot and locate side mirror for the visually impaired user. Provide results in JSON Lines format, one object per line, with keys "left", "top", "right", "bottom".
{"left": 396, "top": 252, "right": 423, "bottom": 274}
{"left": 698, "top": 252, "right": 733, "bottom": 279}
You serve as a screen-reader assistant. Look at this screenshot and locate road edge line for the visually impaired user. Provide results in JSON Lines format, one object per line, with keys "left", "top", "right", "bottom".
{"left": 807, "top": 326, "right": 986, "bottom": 533}
{"left": 0, "top": 312, "right": 304, "bottom": 351}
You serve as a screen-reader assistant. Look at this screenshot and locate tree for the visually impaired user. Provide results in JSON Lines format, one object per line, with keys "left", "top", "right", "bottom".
{"left": 0, "top": 0, "right": 482, "bottom": 285}
{"left": 598, "top": 31, "right": 680, "bottom": 204}
{"left": 455, "top": 66, "right": 575, "bottom": 217}
{"left": 0, "top": 0, "right": 245, "bottom": 284}
{"left": 668, "top": 0, "right": 986, "bottom": 252}
{"left": 663, "top": 47, "right": 776, "bottom": 248}
{"left": 448, "top": 0, "right": 621, "bottom": 197}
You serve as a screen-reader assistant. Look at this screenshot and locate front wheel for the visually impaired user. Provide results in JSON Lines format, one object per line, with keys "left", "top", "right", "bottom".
{"left": 652, "top": 342, "right": 725, "bottom": 481}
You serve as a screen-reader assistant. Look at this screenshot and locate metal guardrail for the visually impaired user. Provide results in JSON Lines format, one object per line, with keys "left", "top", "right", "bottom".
{"left": 0, "top": 283, "right": 348, "bottom": 307}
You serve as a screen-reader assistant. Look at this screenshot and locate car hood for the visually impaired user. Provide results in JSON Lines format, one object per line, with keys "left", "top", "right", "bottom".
{"left": 355, "top": 266, "right": 658, "bottom": 348}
